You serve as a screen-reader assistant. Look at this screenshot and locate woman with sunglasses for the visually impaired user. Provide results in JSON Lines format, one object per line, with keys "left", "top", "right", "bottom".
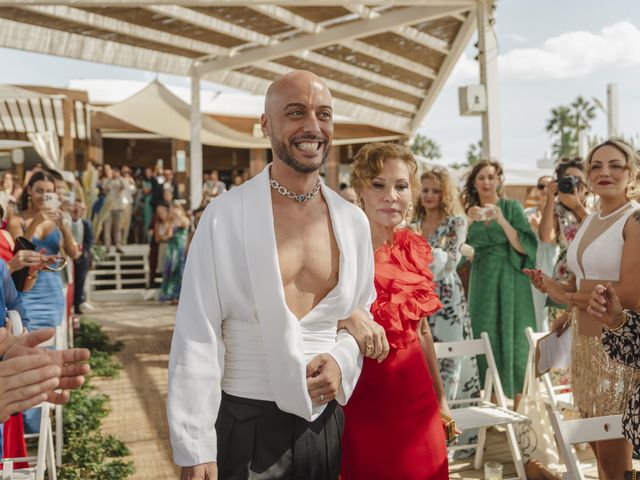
{"left": 538, "top": 158, "right": 590, "bottom": 333}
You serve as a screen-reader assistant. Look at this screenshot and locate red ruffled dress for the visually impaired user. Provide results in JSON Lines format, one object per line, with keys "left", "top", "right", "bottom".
{"left": 341, "top": 229, "right": 448, "bottom": 480}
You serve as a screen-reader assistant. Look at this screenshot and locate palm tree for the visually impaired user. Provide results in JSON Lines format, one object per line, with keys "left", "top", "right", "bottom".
{"left": 570, "top": 95, "right": 597, "bottom": 143}
{"left": 546, "top": 106, "right": 575, "bottom": 158}
{"left": 410, "top": 133, "right": 442, "bottom": 161}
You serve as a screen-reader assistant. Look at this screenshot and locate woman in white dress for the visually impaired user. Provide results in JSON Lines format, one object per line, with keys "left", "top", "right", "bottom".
{"left": 525, "top": 137, "right": 640, "bottom": 479}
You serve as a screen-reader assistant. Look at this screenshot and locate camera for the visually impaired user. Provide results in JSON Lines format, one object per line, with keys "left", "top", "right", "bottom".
{"left": 557, "top": 175, "right": 581, "bottom": 194}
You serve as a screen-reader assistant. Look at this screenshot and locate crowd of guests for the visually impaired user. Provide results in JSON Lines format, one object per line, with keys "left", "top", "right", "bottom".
{"left": 0, "top": 167, "right": 92, "bottom": 462}
{"left": 334, "top": 138, "right": 639, "bottom": 478}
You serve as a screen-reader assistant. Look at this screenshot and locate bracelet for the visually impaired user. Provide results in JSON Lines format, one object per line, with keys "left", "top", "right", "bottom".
{"left": 609, "top": 310, "right": 631, "bottom": 332}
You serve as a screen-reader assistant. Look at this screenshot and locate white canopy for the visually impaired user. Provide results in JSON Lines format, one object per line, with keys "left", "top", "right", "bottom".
{"left": 99, "top": 80, "right": 271, "bottom": 149}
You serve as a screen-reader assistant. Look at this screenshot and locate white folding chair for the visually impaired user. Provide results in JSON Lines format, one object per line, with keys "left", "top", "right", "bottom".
{"left": 547, "top": 408, "right": 624, "bottom": 480}
{"left": 435, "top": 332, "right": 529, "bottom": 479}
{"left": 524, "top": 327, "right": 573, "bottom": 411}
{"left": 2, "top": 403, "right": 57, "bottom": 480}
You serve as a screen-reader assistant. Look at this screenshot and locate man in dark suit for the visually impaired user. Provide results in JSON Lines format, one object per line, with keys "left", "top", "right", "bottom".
{"left": 71, "top": 201, "right": 94, "bottom": 314}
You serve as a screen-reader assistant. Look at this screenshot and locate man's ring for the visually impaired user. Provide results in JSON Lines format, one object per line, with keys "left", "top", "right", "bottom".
{"left": 320, "top": 394, "right": 325, "bottom": 401}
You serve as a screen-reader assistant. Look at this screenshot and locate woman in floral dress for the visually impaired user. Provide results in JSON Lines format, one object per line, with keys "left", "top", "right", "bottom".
{"left": 159, "top": 203, "right": 190, "bottom": 304}
{"left": 414, "top": 167, "right": 480, "bottom": 454}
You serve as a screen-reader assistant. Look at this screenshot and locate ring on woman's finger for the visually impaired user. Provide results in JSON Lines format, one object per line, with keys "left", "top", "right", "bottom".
{"left": 320, "top": 394, "right": 325, "bottom": 401}
{"left": 365, "top": 344, "right": 373, "bottom": 352}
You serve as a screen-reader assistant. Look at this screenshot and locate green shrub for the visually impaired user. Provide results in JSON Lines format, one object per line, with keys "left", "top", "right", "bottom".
{"left": 57, "top": 320, "right": 134, "bottom": 479}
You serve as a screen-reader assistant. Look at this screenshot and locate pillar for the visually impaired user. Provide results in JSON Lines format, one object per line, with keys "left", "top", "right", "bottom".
{"left": 477, "top": 0, "right": 501, "bottom": 161}
{"left": 189, "top": 70, "right": 203, "bottom": 210}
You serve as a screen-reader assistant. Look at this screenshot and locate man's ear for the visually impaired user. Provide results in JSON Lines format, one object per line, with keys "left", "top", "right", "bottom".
{"left": 260, "top": 113, "right": 269, "bottom": 138}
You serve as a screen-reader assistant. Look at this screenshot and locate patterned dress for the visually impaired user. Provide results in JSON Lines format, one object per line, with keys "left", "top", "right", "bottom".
{"left": 425, "top": 216, "right": 481, "bottom": 452}
{"left": 602, "top": 310, "right": 640, "bottom": 455}
{"left": 159, "top": 227, "right": 188, "bottom": 301}
{"left": 467, "top": 199, "right": 538, "bottom": 398}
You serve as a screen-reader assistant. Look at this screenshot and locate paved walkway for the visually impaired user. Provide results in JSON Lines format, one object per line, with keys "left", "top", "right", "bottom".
{"left": 89, "top": 301, "right": 636, "bottom": 479}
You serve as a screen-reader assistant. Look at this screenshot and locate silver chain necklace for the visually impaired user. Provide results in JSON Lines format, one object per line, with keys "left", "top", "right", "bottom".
{"left": 269, "top": 176, "right": 322, "bottom": 203}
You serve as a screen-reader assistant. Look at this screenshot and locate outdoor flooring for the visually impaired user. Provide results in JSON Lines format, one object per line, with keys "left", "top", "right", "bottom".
{"left": 88, "top": 301, "right": 637, "bottom": 479}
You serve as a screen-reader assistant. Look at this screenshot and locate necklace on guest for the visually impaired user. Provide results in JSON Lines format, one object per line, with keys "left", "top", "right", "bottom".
{"left": 269, "top": 175, "right": 322, "bottom": 203}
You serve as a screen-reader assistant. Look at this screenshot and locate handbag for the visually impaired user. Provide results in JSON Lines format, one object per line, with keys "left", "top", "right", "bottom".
{"left": 440, "top": 410, "right": 459, "bottom": 442}
{"left": 11, "top": 236, "right": 36, "bottom": 292}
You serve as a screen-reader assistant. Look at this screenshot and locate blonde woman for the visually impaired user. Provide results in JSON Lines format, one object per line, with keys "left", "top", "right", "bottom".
{"left": 414, "top": 168, "right": 480, "bottom": 454}
{"left": 526, "top": 138, "right": 640, "bottom": 479}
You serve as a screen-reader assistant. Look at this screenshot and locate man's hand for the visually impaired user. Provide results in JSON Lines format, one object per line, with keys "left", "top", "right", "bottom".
{"left": 4, "top": 327, "right": 91, "bottom": 404}
{"left": 337, "top": 309, "right": 389, "bottom": 362}
{"left": 0, "top": 332, "right": 61, "bottom": 422}
{"left": 306, "top": 354, "right": 342, "bottom": 405}
{"left": 180, "top": 463, "right": 218, "bottom": 480}
{"left": 587, "top": 282, "right": 625, "bottom": 329}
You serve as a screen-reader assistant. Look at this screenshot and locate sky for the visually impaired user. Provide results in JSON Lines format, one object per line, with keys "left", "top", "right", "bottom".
{"left": 1, "top": 0, "right": 639, "bottom": 170}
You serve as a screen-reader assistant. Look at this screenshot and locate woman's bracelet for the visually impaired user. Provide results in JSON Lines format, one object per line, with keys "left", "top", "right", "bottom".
{"left": 609, "top": 310, "right": 631, "bottom": 332}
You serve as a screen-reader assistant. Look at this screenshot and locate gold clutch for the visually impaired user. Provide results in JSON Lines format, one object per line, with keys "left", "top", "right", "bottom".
{"left": 440, "top": 410, "right": 458, "bottom": 442}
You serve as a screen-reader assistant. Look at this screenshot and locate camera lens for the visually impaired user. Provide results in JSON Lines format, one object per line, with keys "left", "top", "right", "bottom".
{"left": 558, "top": 176, "right": 578, "bottom": 194}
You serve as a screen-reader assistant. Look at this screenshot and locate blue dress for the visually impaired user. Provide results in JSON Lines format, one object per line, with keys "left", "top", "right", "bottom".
{"left": 21, "top": 230, "right": 65, "bottom": 330}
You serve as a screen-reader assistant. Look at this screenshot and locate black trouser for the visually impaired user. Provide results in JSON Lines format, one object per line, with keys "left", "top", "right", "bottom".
{"left": 216, "top": 392, "right": 343, "bottom": 480}
{"left": 73, "top": 254, "right": 90, "bottom": 310}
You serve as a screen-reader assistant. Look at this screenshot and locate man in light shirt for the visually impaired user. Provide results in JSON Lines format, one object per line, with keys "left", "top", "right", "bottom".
{"left": 168, "top": 70, "right": 385, "bottom": 479}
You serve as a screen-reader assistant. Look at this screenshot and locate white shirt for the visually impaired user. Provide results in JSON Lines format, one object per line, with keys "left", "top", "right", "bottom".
{"left": 167, "top": 167, "right": 375, "bottom": 467}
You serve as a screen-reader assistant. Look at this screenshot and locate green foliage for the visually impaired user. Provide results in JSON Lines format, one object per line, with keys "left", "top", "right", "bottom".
{"left": 410, "top": 133, "right": 442, "bottom": 160}
{"left": 76, "top": 319, "right": 123, "bottom": 354}
{"left": 57, "top": 320, "right": 134, "bottom": 480}
{"left": 89, "top": 350, "right": 122, "bottom": 378}
{"left": 450, "top": 140, "right": 482, "bottom": 170}
{"left": 546, "top": 95, "right": 598, "bottom": 159}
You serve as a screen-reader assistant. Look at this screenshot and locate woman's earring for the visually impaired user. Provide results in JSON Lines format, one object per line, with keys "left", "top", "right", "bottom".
{"left": 405, "top": 202, "right": 414, "bottom": 223}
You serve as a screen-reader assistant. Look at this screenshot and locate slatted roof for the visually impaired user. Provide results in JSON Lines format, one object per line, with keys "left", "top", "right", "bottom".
{"left": 0, "top": 1, "right": 485, "bottom": 134}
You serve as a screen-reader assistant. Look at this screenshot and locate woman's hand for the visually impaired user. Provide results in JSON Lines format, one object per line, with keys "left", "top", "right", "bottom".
{"left": 550, "top": 311, "right": 571, "bottom": 337}
{"left": 522, "top": 269, "right": 546, "bottom": 293}
{"left": 440, "top": 400, "right": 462, "bottom": 437}
{"left": 546, "top": 181, "right": 558, "bottom": 202}
{"left": 468, "top": 206, "right": 484, "bottom": 223}
{"left": 7, "top": 250, "right": 45, "bottom": 274}
{"left": 587, "top": 282, "right": 625, "bottom": 330}
{"left": 483, "top": 203, "right": 504, "bottom": 224}
{"left": 337, "top": 309, "right": 389, "bottom": 362}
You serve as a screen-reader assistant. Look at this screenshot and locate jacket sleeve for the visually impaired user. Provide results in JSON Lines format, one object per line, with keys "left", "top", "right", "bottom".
{"left": 167, "top": 205, "right": 226, "bottom": 466}
{"left": 327, "top": 211, "right": 375, "bottom": 405}
{"left": 602, "top": 310, "right": 640, "bottom": 368}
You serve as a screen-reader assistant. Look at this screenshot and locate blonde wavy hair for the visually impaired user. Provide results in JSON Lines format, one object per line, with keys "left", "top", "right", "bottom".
{"left": 413, "top": 167, "right": 463, "bottom": 222}
{"left": 585, "top": 137, "right": 640, "bottom": 200}
{"left": 350, "top": 142, "right": 420, "bottom": 205}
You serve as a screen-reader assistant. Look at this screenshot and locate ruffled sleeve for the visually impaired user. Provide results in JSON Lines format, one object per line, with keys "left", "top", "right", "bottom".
{"left": 372, "top": 229, "right": 442, "bottom": 349}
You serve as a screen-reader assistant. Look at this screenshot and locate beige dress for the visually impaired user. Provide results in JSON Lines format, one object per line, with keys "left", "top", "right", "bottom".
{"left": 566, "top": 201, "right": 640, "bottom": 417}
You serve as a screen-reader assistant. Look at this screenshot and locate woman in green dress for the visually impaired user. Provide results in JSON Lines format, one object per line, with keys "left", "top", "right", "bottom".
{"left": 159, "top": 203, "right": 190, "bottom": 304}
{"left": 462, "top": 160, "right": 537, "bottom": 402}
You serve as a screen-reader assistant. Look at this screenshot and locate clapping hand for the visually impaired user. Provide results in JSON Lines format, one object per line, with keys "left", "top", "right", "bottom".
{"left": 522, "top": 269, "right": 546, "bottom": 293}
{"left": 587, "top": 282, "right": 625, "bottom": 330}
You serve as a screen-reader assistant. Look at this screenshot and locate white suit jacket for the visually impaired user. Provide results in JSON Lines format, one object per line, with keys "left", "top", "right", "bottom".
{"left": 167, "top": 166, "right": 376, "bottom": 466}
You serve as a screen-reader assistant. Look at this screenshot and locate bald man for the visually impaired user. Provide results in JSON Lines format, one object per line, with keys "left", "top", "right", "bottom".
{"left": 167, "top": 71, "right": 381, "bottom": 479}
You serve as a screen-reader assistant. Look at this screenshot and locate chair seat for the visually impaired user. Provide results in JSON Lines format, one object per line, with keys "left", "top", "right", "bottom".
{"left": 452, "top": 404, "right": 530, "bottom": 430}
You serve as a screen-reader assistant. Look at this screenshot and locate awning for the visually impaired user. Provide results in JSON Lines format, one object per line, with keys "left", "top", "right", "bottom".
{"left": 97, "top": 79, "right": 404, "bottom": 147}
{"left": 99, "top": 79, "right": 271, "bottom": 149}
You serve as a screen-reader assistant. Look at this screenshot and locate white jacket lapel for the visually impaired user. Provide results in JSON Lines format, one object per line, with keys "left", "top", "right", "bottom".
{"left": 241, "top": 167, "right": 313, "bottom": 419}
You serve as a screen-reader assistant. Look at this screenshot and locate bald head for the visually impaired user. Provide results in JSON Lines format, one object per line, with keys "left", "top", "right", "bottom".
{"left": 261, "top": 70, "right": 334, "bottom": 174}
{"left": 264, "top": 70, "right": 331, "bottom": 114}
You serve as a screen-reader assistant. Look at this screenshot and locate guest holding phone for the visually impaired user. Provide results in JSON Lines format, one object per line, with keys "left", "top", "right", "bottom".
{"left": 462, "top": 160, "right": 537, "bottom": 407}
{"left": 8, "top": 171, "right": 81, "bottom": 433}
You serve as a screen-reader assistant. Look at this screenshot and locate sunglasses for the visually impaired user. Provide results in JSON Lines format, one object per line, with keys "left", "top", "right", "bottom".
{"left": 536, "top": 184, "right": 547, "bottom": 190}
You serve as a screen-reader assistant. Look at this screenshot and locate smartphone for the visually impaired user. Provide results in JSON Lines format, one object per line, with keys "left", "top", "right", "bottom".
{"left": 43, "top": 192, "right": 60, "bottom": 210}
{"left": 63, "top": 191, "right": 76, "bottom": 204}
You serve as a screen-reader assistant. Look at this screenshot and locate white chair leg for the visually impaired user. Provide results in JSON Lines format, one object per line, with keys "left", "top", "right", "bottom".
{"left": 54, "top": 405, "right": 62, "bottom": 468}
{"left": 505, "top": 423, "right": 527, "bottom": 479}
{"left": 45, "top": 420, "right": 56, "bottom": 480}
{"left": 3, "top": 460, "right": 14, "bottom": 480}
{"left": 473, "top": 426, "right": 487, "bottom": 470}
